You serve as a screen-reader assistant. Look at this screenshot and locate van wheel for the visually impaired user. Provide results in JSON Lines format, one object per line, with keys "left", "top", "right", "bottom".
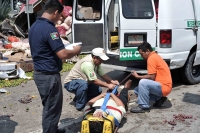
{"left": 181, "top": 52, "right": 200, "bottom": 84}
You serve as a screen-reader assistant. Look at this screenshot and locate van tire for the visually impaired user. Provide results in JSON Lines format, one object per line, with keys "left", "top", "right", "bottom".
{"left": 181, "top": 52, "right": 200, "bottom": 84}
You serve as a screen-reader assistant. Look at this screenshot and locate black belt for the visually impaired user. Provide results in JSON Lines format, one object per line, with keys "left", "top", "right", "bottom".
{"left": 94, "top": 106, "right": 101, "bottom": 109}
{"left": 34, "top": 70, "right": 59, "bottom": 75}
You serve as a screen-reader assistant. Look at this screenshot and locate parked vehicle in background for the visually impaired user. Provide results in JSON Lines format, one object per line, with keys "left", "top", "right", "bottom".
{"left": 9, "top": 0, "right": 200, "bottom": 85}
{"left": 71, "top": 0, "right": 200, "bottom": 85}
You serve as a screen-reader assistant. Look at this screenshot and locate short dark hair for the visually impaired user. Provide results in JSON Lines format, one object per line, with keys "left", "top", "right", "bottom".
{"left": 137, "top": 41, "right": 153, "bottom": 52}
{"left": 91, "top": 54, "right": 100, "bottom": 59}
{"left": 44, "top": 0, "right": 64, "bottom": 14}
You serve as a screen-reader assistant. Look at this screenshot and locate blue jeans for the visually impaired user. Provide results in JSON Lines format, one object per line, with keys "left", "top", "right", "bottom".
{"left": 64, "top": 79, "right": 102, "bottom": 110}
{"left": 134, "top": 79, "right": 162, "bottom": 108}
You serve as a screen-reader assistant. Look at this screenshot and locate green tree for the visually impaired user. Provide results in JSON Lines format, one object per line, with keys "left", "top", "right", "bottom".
{"left": 0, "top": 0, "right": 11, "bottom": 22}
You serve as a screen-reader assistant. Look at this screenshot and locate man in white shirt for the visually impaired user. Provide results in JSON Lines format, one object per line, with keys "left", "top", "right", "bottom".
{"left": 83, "top": 80, "right": 132, "bottom": 124}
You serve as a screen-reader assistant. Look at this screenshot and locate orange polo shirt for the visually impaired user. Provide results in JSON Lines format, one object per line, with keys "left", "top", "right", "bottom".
{"left": 147, "top": 51, "right": 172, "bottom": 96}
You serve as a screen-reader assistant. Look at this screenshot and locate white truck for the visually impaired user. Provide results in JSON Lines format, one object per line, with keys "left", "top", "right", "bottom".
{"left": 70, "top": 0, "right": 200, "bottom": 84}
{"left": 11, "top": 0, "right": 200, "bottom": 84}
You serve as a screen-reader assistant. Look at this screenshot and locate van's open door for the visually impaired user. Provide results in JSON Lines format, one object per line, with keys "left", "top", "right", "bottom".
{"left": 118, "top": 0, "right": 156, "bottom": 61}
{"left": 72, "top": 0, "right": 105, "bottom": 53}
{"left": 193, "top": 0, "right": 200, "bottom": 66}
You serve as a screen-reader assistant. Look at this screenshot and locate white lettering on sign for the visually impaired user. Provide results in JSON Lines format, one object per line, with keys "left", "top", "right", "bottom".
{"left": 128, "top": 51, "right": 132, "bottom": 57}
{"left": 134, "top": 51, "right": 140, "bottom": 57}
{"left": 120, "top": 51, "right": 133, "bottom": 58}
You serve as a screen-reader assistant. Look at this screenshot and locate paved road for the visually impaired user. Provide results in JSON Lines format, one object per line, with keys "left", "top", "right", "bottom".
{"left": 0, "top": 68, "right": 200, "bottom": 133}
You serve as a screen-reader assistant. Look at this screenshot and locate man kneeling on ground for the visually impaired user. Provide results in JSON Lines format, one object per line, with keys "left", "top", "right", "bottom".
{"left": 64, "top": 47, "right": 119, "bottom": 111}
{"left": 130, "top": 42, "right": 172, "bottom": 113}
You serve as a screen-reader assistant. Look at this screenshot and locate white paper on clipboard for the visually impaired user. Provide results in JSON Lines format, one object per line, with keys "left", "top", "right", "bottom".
{"left": 64, "top": 42, "right": 82, "bottom": 50}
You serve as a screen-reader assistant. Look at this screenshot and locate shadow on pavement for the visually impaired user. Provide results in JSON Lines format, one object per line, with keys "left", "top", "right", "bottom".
{"left": 171, "top": 69, "right": 187, "bottom": 87}
{"left": 119, "top": 117, "right": 127, "bottom": 128}
{"left": 182, "top": 92, "right": 200, "bottom": 105}
{"left": 150, "top": 98, "right": 173, "bottom": 110}
{"left": 59, "top": 117, "right": 82, "bottom": 133}
{"left": 0, "top": 115, "right": 18, "bottom": 133}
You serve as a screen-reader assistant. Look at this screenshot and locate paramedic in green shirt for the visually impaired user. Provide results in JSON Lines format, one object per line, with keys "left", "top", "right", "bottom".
{"left": 64, "top": 47, "right": 119, "bottom": 111}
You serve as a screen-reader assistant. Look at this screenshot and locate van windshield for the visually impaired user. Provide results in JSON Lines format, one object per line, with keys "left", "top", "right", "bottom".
{"left": 122, "top": 0, "right": 154, "bottom": 19}
{"left": 75, "top": 0, "right": 102, "bottom": 20}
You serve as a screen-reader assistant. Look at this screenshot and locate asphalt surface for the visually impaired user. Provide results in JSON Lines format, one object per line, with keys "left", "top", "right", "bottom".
{"left": 0, "top": 68, "right": 200, "bottom": 133}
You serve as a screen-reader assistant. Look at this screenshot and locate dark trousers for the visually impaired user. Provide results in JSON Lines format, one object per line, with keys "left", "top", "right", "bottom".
{"left": 64, "top": 79, "right": 102, "bottom": 110}
{"left": 118, "top": 88, "right": 129, "bottom": 109}
{"left": 34, "top": 72, "right": 63, "bottom": 133}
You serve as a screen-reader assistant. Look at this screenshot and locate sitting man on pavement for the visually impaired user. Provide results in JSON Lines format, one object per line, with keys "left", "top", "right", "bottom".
{"left": 130, "top": 42, "right": 172, "bottom": 113}
{"left": 83, "top": 80, "right": 132, "bottom": 126}
{"left": 64, "top": 47, "right": 119, "bottom": 111}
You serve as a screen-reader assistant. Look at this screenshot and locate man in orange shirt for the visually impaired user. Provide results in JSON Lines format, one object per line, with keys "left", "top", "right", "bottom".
{"left": 130, "top": 42, "right": 172, "bottom": 113}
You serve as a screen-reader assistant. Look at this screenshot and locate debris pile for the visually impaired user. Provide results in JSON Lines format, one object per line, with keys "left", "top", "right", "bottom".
{"left": 0, "top": 1, "right": 80, "bottom": 80}
{"left": 18, "top": 95, "right": 32, "bottom": 104}
{"left": 0, "top": 2, "right": 79, "bottom": 62}
{"left": 0, "top": 17, "right": 30, "bottom": 57}
{"left": 56, "top": 6, "right": 73, "bottom": 44}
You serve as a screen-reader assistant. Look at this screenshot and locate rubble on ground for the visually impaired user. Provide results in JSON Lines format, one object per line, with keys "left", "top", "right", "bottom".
{"left": 18, "top": 95, "right": 32, "bottom": 104}
{"left": 0, "top": 1, "right": 80, "bottom": 80}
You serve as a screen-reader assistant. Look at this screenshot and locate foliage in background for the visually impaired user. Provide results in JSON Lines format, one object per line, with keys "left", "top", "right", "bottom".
{"left": 0, "top": 0, "right": 11, "bottom": 22}
{"left": 0, "top": 71, "right": 33, "bottom": 88}
{"left": 0, "top": 55, "right": 86, "bottom": 88}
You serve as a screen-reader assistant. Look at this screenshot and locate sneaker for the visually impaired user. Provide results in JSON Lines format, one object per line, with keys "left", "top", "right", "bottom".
{"left": 73, "top": 96, "right": 76, "bottom": 102}
{"left": 130, "top": 106, "right": 150, "bottom": 113}
{"left": 77, "top": 107, "right": 84, "bottom": 111}
{"left": 153, "top": 97, "right": 167, "bottom": 107}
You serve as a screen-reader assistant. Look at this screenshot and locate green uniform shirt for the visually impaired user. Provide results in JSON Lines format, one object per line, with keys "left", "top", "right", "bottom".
{"left": 81, "top": 62, "right": 105, "bottom": 81}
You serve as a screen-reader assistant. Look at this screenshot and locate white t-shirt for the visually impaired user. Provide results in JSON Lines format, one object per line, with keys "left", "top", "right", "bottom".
{"left": 92, "top": 98, "right": 126, "bottom": 123}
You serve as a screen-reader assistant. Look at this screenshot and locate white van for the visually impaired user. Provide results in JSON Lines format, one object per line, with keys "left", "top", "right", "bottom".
{"left": 11, "top": 0, "right": 200, "bottom": 84}
{"left": 71, "top": 0, "right": 200, "bottom": 84}
{"left": 48, "top": 0, "right": 195, "bottom": 84}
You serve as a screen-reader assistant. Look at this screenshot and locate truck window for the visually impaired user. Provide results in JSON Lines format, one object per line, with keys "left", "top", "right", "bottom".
{"left": 122, "top": 0, "right": 154, "bottom": 19}
{"left": 75, "top": 0, "right": 102, "bottom": 20}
